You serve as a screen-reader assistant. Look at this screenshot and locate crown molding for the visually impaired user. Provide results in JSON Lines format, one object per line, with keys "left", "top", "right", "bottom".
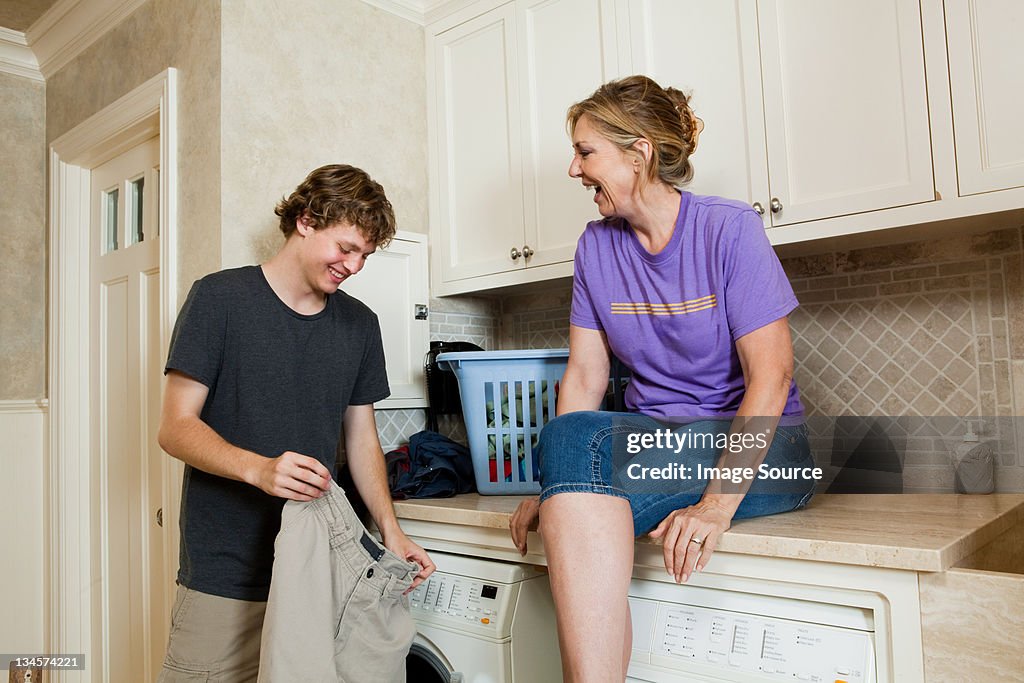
{"left": 361, "top": 0, "right": 428, "bottom": 25}
{"left": 17, "top": 0, "right": 462, "bottom": 81}
{"left": 25, "top": 0, "right": 149, "bottom": 79}
{"left": 0, "top": 27, "right": 43, "bottom": 81}
{"left": 361, "top": 0, "right": 472, "bottom": 26}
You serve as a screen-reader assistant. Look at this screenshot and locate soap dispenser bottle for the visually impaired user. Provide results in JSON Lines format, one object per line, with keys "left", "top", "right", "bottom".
{"left": 952, "top": 420, "right": 995, "bottom": 494}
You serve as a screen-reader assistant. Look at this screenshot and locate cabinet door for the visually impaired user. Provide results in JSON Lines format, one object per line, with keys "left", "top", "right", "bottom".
{"left": 946, "top": 0, "right": 1024, "bottom": 195}
{"left": 518, "top": 0, "right": 618, "bottom": 268}
{"left": 339, "top": 233, "right": 429, "bottom": 409}
{"left": 757, "top": 0, "right": 934, "bottom": 226}
{"left": 432, "top": 5, "right": 526, "bottom": 282}
{"left": 625, "top": 0, "right": 770, "bottom": 214}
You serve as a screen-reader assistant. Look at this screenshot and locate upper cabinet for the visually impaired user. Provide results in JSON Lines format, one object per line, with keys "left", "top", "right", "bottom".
{"left": 755, "top": 0, "right": 934, "bottom": 226}
{"left": 518, "top": 0, "right": 619, "bottom": 269}
{"left": 624, "top": 1, "right": 768, "bottom": 215}
{"left": 427, "top": 0, "right": 1024, "bottom": 295}
{"left": 428, "top": 0, "right": 617, "bottom": 295}
{"left": 945, "top": 0, "right": 1024, "bottom": 196}
{"left": 430, "top": 4, "right": 525, "bottom": 284}
{"left": 625, "top": 0, "right": 934, "bottom": 228}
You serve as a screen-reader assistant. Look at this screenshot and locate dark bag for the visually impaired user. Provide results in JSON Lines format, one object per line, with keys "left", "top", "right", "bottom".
{"left": 391, "top": 430, "right": 476, "bottom": 499}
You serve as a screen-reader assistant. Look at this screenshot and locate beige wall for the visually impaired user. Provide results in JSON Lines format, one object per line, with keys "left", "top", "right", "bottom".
{"left": 0, "top": 72, "right": 46, "bottom": 400}
{"left": 220, "top": 0, "right": 428, "bottom": 266}
{"left": 28, "top": 0, "right": 428, "bottom": 394}
{"left": 46, "top": 0, "right": 222, "bottom": 303}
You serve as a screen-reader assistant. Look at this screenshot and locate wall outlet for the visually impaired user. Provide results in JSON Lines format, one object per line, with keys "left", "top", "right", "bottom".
{"left": 8, "top": 666, "right": 43, "bottom": 683}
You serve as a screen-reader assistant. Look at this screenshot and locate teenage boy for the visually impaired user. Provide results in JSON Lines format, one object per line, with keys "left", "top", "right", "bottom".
{"left": 156, "top": 164, "right": 434, "bottom": 681}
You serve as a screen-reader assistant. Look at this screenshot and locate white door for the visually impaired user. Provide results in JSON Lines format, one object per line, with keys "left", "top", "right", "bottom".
{"left": 518, "top": 0, "right": 618, "bottom": 268}
{"left": 432, "top": 4, "right": 527, "bottom": 282}
{"left": 945, "top": 0, "right": 1024, "bottom": 195}
{"left": 624, "top": 0, "right": 770, "bottom": 211}
{"left": 89, "top": 135, "right": 167, "bottom": 683}
{"left": 756, "top": 0, "right": 934, "bottom": 226}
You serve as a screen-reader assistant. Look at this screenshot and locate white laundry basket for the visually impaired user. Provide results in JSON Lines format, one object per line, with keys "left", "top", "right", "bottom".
{"left": 436, "top": 349, "right": 568, "bottom": 495}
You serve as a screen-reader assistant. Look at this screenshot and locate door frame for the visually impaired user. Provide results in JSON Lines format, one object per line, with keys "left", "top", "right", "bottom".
{"left": 47, "top": 68, "right": 178, "bottom": 682}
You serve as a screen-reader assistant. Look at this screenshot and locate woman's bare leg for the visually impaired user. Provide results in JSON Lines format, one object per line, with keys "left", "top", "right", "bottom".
{"left": 540, "top": 492, "right": 634, "bottom": 682}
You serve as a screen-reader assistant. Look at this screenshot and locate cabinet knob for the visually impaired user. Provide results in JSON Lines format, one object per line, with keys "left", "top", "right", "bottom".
{"left": 752, "top": 202, "right": 765, "bottom": 215}
{"left": 522, "top": 245, "right": 534, "bottom": 259}
{"left": 770, "top": 197, "right": 783, "bottom": 214}
{"left": 510, "top": 247, "right": 521, "bottom": 261}
{"left": 156, "top": 507, "right": 163, "bottom": 527}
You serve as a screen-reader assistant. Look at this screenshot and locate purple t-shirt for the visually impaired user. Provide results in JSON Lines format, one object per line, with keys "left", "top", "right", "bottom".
{"left": 570, "top": 192, "right": 803, "bottom": 419}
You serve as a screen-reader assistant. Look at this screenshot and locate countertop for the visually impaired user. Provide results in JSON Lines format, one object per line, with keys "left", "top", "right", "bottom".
{"left": 393, "top": 493, "right": 1024, "bottom": 572}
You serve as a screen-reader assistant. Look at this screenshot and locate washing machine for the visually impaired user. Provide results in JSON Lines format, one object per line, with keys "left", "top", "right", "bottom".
{"left": 406, "top": 551, "right": 561, "bottom": 682}
{"left": 626, "top": 578, "right": 878, "bottom": 683}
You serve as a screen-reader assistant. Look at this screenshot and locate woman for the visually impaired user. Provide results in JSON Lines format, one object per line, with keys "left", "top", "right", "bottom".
{"left": 508, "top": 76, "right": 816, "bottom": 682}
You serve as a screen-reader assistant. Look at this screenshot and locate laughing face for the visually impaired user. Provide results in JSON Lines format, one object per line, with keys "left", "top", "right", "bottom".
{"left": 296, "top": 217, "right": 376, "bottom": 295}
{"left": 568, "top": 114, "right": 641, "bottom": 219}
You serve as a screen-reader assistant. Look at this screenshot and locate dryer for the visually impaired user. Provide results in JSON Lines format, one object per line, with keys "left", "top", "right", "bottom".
{"left": 627, "top": 578, "right": 877, "bottom": 683}
{"left": 406, "top": 551, "right": 561, "bottom": 682}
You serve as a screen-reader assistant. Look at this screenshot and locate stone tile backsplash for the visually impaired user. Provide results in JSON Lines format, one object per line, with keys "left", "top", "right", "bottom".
{"left": 376, "top": 224, "right": 1024, "bottom": 492}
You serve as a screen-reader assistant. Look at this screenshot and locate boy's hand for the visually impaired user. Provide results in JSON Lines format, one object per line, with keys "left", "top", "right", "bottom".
{"left": 251, "top": 451, "right": 332, "bottom": 501}
{"left": 385, "top": 531, "right": 436, "bottom": 592}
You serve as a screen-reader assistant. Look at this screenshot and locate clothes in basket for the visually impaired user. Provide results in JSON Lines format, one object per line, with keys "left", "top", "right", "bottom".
{"left": 484, "top": 380, "right": 557, "bottom": 482}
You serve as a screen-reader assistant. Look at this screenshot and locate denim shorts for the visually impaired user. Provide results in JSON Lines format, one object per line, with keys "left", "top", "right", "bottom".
{"left": 538, "top": 411, "right": 817, "bottom": 535}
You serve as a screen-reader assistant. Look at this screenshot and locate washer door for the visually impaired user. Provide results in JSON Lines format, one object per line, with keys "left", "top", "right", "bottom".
{"left": 406, "top": 634, "right": 463, "bottom": 683}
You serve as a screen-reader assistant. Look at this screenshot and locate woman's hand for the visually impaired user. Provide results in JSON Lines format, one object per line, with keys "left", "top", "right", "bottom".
{"left": 509, "top": 496, "right": 541, "bottom": 555}
{"left": 648, "top": 498, "right": 733, "bottom": 583}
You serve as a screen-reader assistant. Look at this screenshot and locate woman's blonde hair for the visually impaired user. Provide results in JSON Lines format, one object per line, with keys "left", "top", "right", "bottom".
{"left": 567, "top": 75, "right": 699, "bottom": 188}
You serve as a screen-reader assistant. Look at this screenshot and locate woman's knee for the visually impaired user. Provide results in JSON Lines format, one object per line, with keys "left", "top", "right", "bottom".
{"left": 540, "top": 411, "right": 605, "bottom": 451}
{"left": 538, "top": 411, "right": 607, "bottom": 479}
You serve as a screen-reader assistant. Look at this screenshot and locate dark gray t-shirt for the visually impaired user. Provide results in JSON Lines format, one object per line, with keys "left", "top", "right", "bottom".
{"left": 165, "top": 265, "right": 389, "bottom": 600}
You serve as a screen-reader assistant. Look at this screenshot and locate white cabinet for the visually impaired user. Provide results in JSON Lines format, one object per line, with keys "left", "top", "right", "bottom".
{"left": 757, "top": 0, "right": 934, "bottom": 226}
{"left": 624, "top": 0, "right": 935, "bottom": 228}
{"left": 425, "top": 0, "right": 1024, "bottom": 294}
{"left": 428, "top": 0, "right": 617, "bottom": 294}
{"left": 517, "top": 0, "right": 619, "bottom": 269}
{"left": 431, "top": 4, "right": 525, "bottom": 284}
{"left": 945, "top": 0, "right": 1024, "bottom": 196}
{"left": 339, "top": 231, "right": 429, "bottom": 409}
{"left": 623, "top": 0, "right": 768, "bottom": 213}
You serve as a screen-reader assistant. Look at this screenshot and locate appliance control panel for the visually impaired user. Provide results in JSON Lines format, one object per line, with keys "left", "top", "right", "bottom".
{"left": 629, "top": 597, "right": 874, "bottom": 683}
{"left": 409, "top": 571, "right": 519, "bottom": 639}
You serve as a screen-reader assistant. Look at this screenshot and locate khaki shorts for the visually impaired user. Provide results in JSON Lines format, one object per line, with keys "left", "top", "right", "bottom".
{"left": 258, "top": 481, "right": 418, "bottom": 682}
{"left": 157, "top": 585, "right": 266, "bottom": 683}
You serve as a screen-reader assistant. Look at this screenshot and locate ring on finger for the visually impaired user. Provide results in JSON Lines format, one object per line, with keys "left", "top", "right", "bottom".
{"left": 690, "top": 536, "right": 704, "bottom": 545}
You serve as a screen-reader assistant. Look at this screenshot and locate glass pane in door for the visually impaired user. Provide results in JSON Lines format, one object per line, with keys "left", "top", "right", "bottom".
{"left": 128, "top": 177, "right": 145, "bottom": 245}
{"left": 104, "top": 188, "right": 119, "bottom": 253}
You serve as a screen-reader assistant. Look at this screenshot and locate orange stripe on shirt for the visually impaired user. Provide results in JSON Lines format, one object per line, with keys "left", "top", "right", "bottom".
{"left": 610, "top": 295, "right": 717, "bottom": 315}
